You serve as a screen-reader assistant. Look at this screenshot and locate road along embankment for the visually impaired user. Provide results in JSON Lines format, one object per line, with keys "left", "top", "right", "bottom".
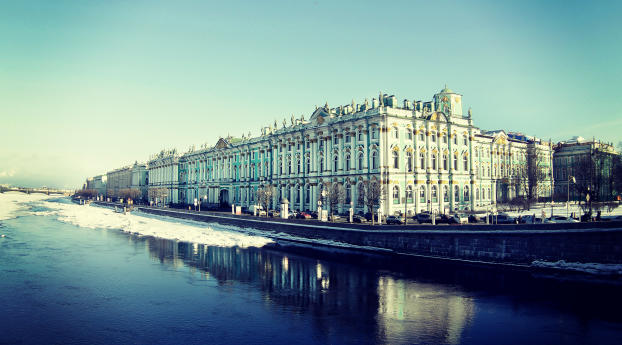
{"left": 124, "top": 205, "right": 622, "bottom": 269}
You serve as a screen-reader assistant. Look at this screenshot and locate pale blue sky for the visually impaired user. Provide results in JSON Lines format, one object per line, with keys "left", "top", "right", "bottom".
{"left": 1, "top": 0, "right": 621, "bottom": 188}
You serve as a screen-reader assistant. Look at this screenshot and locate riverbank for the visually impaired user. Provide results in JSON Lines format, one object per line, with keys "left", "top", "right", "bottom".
{"left": 93, "top": 201, "right": 622, "bottom": 274}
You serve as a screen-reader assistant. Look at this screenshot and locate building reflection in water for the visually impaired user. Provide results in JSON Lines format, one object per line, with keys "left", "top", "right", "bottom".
{"left": 376, "top": 276, "right": 474, "bottom": 344}
{"left": 144, "top": 236, "right": 475, "bottom": 344}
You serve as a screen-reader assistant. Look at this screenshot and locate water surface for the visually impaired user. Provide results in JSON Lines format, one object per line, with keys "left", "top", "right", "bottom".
{"left": 1, "top": 195, "right": 621, "bottom": 344}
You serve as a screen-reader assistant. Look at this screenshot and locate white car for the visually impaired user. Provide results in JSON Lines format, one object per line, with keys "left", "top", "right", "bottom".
{"left": 451, "top": 214, "right": 469, "bottom": 224}
{"left": 548, "top": 215, "right": 579, "bottom": 223}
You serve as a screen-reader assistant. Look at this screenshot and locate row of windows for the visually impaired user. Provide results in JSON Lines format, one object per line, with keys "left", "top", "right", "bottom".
{"left": 392, "top": 127, "right": 470, "bottom": 146}
{"left": 391, "top": 185, "right": 493, "bottom": 204}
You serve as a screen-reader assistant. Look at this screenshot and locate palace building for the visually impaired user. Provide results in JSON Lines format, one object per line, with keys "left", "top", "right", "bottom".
{"left": 163, "top": 87, "right": 554, "bottom": 216}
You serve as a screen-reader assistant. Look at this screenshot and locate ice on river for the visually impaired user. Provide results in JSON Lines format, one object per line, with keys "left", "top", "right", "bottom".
{"left": 0, "top": 192, "right": 57, "bottom": 221}
{"left": 2, "top": 194, "right": 273, "bottom": 248}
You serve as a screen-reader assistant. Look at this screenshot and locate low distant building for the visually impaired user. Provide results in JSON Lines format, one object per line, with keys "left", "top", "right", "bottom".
{"left": 553, "top": 137, "right": 620, "bottom": 201}
{"left": 106, "top": 162, "right": 148, "bottom": 201}
{"left": 85, "top": 174, "right": 107, "bottom": 197}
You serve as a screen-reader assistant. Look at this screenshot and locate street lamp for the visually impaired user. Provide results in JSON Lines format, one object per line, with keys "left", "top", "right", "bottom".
{"left": 567, "top": 175, "right": 575, "bottom": 217}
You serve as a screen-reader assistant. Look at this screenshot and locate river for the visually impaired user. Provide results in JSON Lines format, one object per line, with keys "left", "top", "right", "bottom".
{"left": 1, "top": 193, "right": 621, "bottom": 344}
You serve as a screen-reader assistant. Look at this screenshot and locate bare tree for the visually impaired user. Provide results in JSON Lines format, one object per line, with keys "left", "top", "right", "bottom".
{"left": 118, "top": 188, "right": 141, "bottom": 204}
{"left": 322, "top": 182, "right": 345, "bottom": 221}
{"left": 527, "top": 148, "right": 548, "bottom": 203}
{"left": 255, "top": 185, "right": 274, "bottom": 217}
{"left": 148, "top": 187, "right": 169, "bottom": 206}
{"left": 363, "top": 180, "right": 383, "bottom": 225}
{"left": 74, "top": 189, "right": 98, "bottom": 199}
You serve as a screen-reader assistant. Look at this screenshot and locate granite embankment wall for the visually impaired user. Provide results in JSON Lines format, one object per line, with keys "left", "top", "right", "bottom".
{"left": 121, "top": 205, "right": 622, "bottom": 266}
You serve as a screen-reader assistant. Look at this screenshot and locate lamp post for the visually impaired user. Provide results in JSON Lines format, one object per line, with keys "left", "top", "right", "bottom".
{"left": 567, "top": 176, "right": 575, "bottom": 217}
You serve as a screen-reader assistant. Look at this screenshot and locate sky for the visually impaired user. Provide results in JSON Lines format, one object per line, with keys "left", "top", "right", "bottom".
{"left": 1, "top": 0, "right": 621, "bottom": 188}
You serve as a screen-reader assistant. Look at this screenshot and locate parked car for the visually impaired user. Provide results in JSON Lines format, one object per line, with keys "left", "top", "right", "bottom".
{"left": 548, "top": 215, "right": 579, "bottom": 223}
{"left": 416, "top": 212, "right": 433, "bottom": 224}
{"left": 492, "top": 213, "right": 515, "bottom": 224}
{"left": 437, "top": 214, "right": 452, "bottom": 224}
{"left": 296, "top": 211, "right": 312, "bottom": 219}
{"left": 352, "top": 215, "right": 367, "bottom": 223}
{"left": 450, "top": 214, "right": 469, "bottom": 224}
{"left": 310, "top": 211, "right": 319, "bottom": 219}
{"left": 288, "top": 211, "right": 298, "bottom": 219}
{"left": 268, "top": 210, "right": 280, "bottom": 218}
{"left": 468, "top": 214, "right": 481, "bottom": 223}
{"left": 386, "top": 215, "right": 404, "bottom": 225}
{"left": 364, "top": 212, "right": 380, "bottom": 222}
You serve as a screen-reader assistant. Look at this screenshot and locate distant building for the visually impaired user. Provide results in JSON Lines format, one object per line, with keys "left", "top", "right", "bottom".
{"left": 85, "top": 174, "right": 107, "bottom": 197}
{"left": 554, "top": 137, "right": 620, "bottom": 201}
{"left": 106, "top": 162, "right": 148, "bottom": 201}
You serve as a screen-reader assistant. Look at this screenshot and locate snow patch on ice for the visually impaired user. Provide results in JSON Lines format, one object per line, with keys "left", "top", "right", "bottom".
{"left": 532, "top": 260, "right": 622, "bottom": 275}
{"left": 0, "top": 192, "right": 58, "bottom": 220}
{"left": 31, "top": 200, "right": 273, "bottom": 248}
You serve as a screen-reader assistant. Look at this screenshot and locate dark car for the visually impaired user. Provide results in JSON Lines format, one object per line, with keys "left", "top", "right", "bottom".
{"left": 386, "top": 215, "right": 404, "bottom": 225}
{"left": 416, "top": 213, "right": 433, "bottom": 224}
{"left": 491, "top": 213, "right": 515, "bottom": 224}
{"left": 364, "top": 212, "right": 380, "bottom": 222}
{"left": 468, "top": 214, "right": 481, "bottom": 223}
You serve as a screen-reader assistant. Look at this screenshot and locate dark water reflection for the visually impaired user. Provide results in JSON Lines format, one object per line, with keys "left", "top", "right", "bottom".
{"left": 1, "top": 209, "right": 622, "bottom": 345}
{"left": 144, "top": 237, "right": 622, "bottom": 345}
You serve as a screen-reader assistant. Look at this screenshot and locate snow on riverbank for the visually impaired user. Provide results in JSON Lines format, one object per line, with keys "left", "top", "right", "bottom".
{"left": 495, "top": 202, "right": 622, "bottom": 219}
{"left": 532, "top": 260, "right": 622, "bottom": 275}
{"left": 0, "top": 192, "right": 57, "bottom": 221}
{"left": 29, "top": 199, "right": 273, "bottom": 248}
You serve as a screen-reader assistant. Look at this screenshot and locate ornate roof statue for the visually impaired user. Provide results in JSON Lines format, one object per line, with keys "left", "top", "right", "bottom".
{"left": 468, "top": 107, "right": 472, "bottom": 118}
{"left": 282, "top": 119, "right": 287, "bottom": 128}
{"left": 364, "top": 98, "right": 370, "bottom": 108}
{"left": 379, "top": 92, "right": 384, "bottom": 106}
{"left": 273, "top": 120, "right": 277, "bottom": 129}
{"left": 291, "top": 114, "right": 295, "bottom": 125}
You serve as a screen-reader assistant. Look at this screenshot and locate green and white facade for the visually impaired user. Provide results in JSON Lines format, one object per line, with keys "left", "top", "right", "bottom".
{"left": 168, "top": 87, "right": 553, "bottom": 215}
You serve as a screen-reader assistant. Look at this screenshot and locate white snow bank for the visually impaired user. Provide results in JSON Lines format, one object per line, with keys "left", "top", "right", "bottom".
{"left": 532, "top": 260, "right": 622, "bottom": 275}
{"left": 32, "top": 200, "right": 273, "bottom": 248}
{"left": 0, "top": 192, "right": 58, "bottom": 220}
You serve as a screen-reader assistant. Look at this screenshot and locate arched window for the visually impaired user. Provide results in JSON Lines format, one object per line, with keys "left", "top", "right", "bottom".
{"left": 464, "top": 186, "right": 470, "bottom": 201}
{"left": 407, "top": 130, "right": 412, "bottom": 140}
{"left": 319, "top": 154, "right": 324, "bottom": 172}
{"left": 288, "top": 157, "right": 292, "bottom": 174}
{"left": 443, "top": 185, "right": 449, "bottom": 202}
{"left": 345, "top": 154, "right": 351, "bottom": 170}
{"left": 371, "top": 151, "right": 378, "bottom": 169}
{"left": 406, "top": 151, "right": 413, "bottom": 172}
{"left": 443, "top": 134, "right": 447, "bottom": 144}
{"left": 419, "top": 186, "right": 426, "bottom": 203}
{"left": 359, "top": 153, "right": 364, "bottom": 170}
{"left": 392, "top": 150, "right": 399, "bottom": 169}
{"left": 393, "top": 127, "right": 399, "bottom": 139}
{"left": 454, "top": 134, "right": 458, "bottom": 145}
{"left": 333, "top": 155, "right": 339, "bottom": 171}
{"left": 476, "top": 187, "right": 480, "bottom": 201}
{"left": 372, "top": 128, "right": 379, "bottom": 139}
{"left": 463, "top": 135, "right": 468, "bottom": 145}
{"left": 357, "top": 131, "right": 363, "bottom": 141}
{"left": 296, "top": 187, "right": 300, "bottom": 203}
{"left": 279, "top": 157, "right": 283, "bottom": 175}
{"left": 431, "top": 185, "right": 438, "bottom": 202}
{"left": 419, "top": 152, "right": 425, "bottom": 169}
{"left": 305, "top": 157, "right": 310, "bottom": 173}
{"left": 305, "top": 185, "right": 310, "bottom": 203}
{"left": 453, "top": 154, "right": 458, "bottom": 170}
{"left": 346, "top": 184, "right": 351, "bottom": 204}
{"left": 454, "top": 185, "right": 460, "bottom": 202}
{"left": 443, "top": 154, "right": 448, "bottom": 170}
{"left": 431, "top": 132, "right": 436, "bottom": 143}
{"left": 463, "top": 155, "right": 469, "bottom": 171}
{"left": 393, "top": 186, "right": 400, "bottom": 204}
{"left": 419, "top": 131, "right": 424, "bottom": 141}
{"left": 297, "top": 158, "right": 301, "bottom": 173}
{"left": 357, "top": 183, "right": 365, "bottom": 206}
{"left": 432, "top": 154, "right": 437, "bottom": 170}
{"left": 406, "top": 185, "right": 413, "bottom": 203}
